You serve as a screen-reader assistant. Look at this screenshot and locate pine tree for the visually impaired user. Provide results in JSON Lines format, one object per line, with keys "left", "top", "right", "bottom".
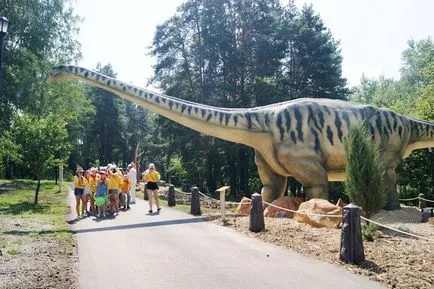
{"left": 344, "top": 124, "right": 386, "bottom": 219}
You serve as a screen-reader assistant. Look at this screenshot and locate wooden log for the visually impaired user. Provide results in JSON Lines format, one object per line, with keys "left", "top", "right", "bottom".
{"left": 339, "top": 203, "right": 365, "bottom": 263}
{"left": 190, "top": 187, "right": 201, "bottom": 216}
{"left": 249, "top": 193, "right": 264, "bottom": 232}
{"left": 168, "top": 185, "right": 176, "bottom": 207}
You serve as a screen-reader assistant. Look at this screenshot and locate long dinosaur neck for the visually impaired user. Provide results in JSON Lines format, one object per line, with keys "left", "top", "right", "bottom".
{"left": 49, "top": 66, "right": 269, "bottom": 148}
{"left": 404, "top": 118, "right": 434, "bottom": 156}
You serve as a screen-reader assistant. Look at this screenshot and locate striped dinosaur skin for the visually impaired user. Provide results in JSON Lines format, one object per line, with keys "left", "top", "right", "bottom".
{"left": 50, "top": 65, "right": 434, "bottom": 208}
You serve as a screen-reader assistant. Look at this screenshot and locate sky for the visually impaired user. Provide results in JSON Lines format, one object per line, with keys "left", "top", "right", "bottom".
{"left": 72, "top": 0, "right": 434, "bottom": 88}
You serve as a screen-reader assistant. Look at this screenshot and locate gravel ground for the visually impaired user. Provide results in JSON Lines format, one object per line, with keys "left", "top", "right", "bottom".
{"left": 0, "top": 217, "right": 78, "bottom": 289}
{"left": 211, "top": 207, "right": 434, "bottom": 289}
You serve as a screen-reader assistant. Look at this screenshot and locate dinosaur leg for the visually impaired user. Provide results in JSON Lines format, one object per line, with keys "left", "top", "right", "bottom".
{"left": 384, "top": 168, "right": 401, "bottom": 210}
{"left": 254, "top": 151, "right": 287, "bottom": 204}
{"left": 284, "top": 159, "right": 329, "bottom": 200}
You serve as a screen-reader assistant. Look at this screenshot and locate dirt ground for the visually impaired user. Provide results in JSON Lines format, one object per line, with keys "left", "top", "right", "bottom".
{"left": 210, "top": 205, "right": 434, "bottom": 289}
{"left": 0, "top": 217, "right": 78, "bottom": 289}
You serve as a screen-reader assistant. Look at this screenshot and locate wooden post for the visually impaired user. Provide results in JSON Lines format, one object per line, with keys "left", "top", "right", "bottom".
{"left": 249, "top": 193, "right": 264, "bottom": 232}
{"left": 220, "top": 189, "right": 226, "bottom": 222}
{"left": 419, "top": 193, "right": 426, "bottom": 212}
{"left": 339, "top": 203, "right": 365, "bottom": 263}
{"left": 190, "top": 187, "right": 201, "bottom": 216}
{"left": 58, "top": 165, "right": 63, "bottom": 193}
{"left": 168, "top": 185, "right": 176, "bottom": 207}
{"left": 216, "top": 186, "right": 230, "bottom": 222}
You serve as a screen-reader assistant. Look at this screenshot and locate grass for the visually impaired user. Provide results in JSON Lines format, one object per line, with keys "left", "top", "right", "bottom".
{"left": 0, "top": 179, "right": 71, "bottom": 239}
{"left": 6, "top": 248, "right": 21, "bottom": 256}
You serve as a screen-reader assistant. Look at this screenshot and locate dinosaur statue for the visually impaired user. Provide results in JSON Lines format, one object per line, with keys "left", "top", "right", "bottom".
{"left": 49, "top": 65, "right": 434, "bottom": 210}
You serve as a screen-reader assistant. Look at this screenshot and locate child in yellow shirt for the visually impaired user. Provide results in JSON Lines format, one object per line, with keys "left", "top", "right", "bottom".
{"left": 120, "top": 173, "right": 131, "bottom": 210}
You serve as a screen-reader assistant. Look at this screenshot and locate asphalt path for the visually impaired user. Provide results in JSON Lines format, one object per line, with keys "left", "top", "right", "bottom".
{"left": 69, "top": 189, "right": 385, "bottom": 289}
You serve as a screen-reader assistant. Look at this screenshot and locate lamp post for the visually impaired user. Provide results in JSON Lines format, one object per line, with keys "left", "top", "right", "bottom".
{"left": 0, "top": 16, "right": 10, "bottom": 80}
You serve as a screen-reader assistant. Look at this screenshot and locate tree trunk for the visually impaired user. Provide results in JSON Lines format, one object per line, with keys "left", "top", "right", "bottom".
{"left": 431, "top": 149, "right": 434, "bottom": 196}
{"left": 238, "top": 147, "right": 248, "bottom": 197}
{"left": 206, "top": 149, "right": 217, "bottom": 193}
{"left": 34, "top": 160, "right": 41, "bottom": 205}
{"left": 54, "top": 167, "right": 58, "bottom": 185}
{"left": 226, "top": 146, "right": 237, "bottom": 197}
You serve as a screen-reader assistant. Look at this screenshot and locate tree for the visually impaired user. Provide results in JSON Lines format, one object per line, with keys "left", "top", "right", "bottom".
{"left": 1, "top": 0, "right": 81, "bottom": 180}
{"left": 350, "top": 38, "right": 434, "bottom": 201}
{"left": 0, "top": 0, "right": 81, "bottom": 129}
{"left": 150, "top": 0, "right": 347, "bottom": 197}
{"left": 344, "top": 124, "right": 386, "bottom": 219}
{"left": 13, "top": 113, "right": 70, "bottom": 204}
{"left": 280, "top": 4, "right": 348, "bottom": 100}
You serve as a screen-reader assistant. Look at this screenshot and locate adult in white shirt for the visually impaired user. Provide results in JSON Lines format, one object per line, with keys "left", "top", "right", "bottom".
{"left": 127, "top": 163, "right": 137, "bottom": 204}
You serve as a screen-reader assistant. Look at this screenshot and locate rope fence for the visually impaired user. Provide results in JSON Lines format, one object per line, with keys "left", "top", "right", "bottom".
{"left": 399, "top": 195, "right": 434, "bottom": 203}
{"left": 360, "top": 216, "right": 434, "bottom": 242}
{"left": 261, "top": 199, "right": 342, "bottom": 218}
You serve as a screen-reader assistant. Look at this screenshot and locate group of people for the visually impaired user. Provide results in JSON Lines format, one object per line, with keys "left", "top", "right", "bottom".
{"left": 72, "top": 162, "right": 162, "bottom": 218}
{"left": 72, "top": 162, "right": 137, "bottom": 218}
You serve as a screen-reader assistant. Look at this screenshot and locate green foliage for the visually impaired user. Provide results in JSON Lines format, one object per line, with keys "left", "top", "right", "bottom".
{"left": 150, "top": 0, "right": 347, "bottom": 196}
{"left": 13, "top": 113, "right": 70, "bottom": 170}
{"left": 0, "top": 0, "right": 81, "bottom": 129}
{"left": 0, "top": 179, "right": 71, "bottom": 240}
{"left": 344, "top": 124, "right": 386, "bottom": 219}
{"left": 361, "top": 223, "right": 378, "bottom": 242}
{"left": 350, "top": 38, "right": 434, "bottom": 202}
{"left": 12, "top": 113, "right": 70, "bottom": 202}
{"left": 281, "top": 4, "right": 348, "bottom": 100}
{"left": 7, "top": 248, "right": 21, "bottom": 256}
{"left": 168, "top": 155, "right": 188, "bottom": 180}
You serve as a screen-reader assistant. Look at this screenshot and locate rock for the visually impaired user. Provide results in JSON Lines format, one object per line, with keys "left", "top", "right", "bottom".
{"left": 421, "top": 207, "right": 434, "bottom": 223}
{"left": 396, "top": 224, "right": 412, "bottom": 233}
{"left": 236, "top": 197, "right": 251, "bottom": 215}
{"left": 293, "top": 198, "right": 343, "bottom": 228}
{"left": 264, "top": 197, "right": 305, "bottom": 218}
{"left": 374, "top": 230, "right": 384, "bottom": 238}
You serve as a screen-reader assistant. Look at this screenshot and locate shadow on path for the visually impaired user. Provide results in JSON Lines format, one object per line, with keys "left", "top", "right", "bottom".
{"left": 71, "top": 217, "right": 205, "bottom": 234}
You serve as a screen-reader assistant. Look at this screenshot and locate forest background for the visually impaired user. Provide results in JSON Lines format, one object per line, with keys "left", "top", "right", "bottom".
{"left": 0, "top": 0, "right": 433, "bottom": 202}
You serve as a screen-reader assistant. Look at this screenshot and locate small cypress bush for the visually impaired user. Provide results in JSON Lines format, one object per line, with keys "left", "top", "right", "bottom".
{"left": 344, "top": 124, "right": 386, "bottom": 219}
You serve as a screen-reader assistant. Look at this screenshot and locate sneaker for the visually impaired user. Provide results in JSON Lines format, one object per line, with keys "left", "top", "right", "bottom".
{"left": 127, "top": 206, "right": 131, "bottom": 210}
{"left": 157, "top": 207, "right": 161, "bottom": 212}
{"left": 97, "top": 213, "right": 101, "bottom": 218}
{"left": 103, "top": 213, "right": 106, "bottom": 217}
{"left": 148, "top": 210, "right": 153, "bottom": 214}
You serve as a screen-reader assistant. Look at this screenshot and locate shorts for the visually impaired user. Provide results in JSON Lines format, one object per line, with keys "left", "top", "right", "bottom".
{"left": 74, "top": 188, "right": 84, "bottom": 196}
{"left": 108, "top": 189, "right": 118, "bottom": 196}
{"left": 84, "top": 187, "right": 91, "bottom": 195}
{"left": 146, "top": 182, "right": 159, "bottom": 191}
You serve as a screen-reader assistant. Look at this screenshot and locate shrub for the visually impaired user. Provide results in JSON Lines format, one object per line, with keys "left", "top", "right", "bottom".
{"left": 344, "top": 124, "right": 386, "bottom": 219}
{"left": 361, "top": 223, "right": 378, "bottom": 242}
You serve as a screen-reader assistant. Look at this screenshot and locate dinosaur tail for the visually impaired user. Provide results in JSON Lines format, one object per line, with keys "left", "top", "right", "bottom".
{"left": 49, "top": 65, "right": 269, "bottom": 147}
